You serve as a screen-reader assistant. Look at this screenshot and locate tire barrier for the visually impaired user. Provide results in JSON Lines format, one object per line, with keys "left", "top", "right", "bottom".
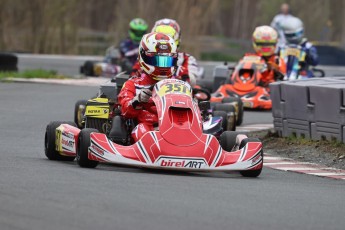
{"left": 270, "top": 77, "right": 345, "bottom": 142}
{"left": 0, "top": 53, "right": 18, "bottom": 71}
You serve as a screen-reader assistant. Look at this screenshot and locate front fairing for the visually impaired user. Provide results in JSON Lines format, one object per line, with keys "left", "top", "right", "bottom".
{"left": 152, "top": 79, "right": 204, "bottom": 146}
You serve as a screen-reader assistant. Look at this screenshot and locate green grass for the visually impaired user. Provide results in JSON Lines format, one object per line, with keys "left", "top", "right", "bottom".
{"left": 0, "top": 69, "right": 67, "bottom": 80}
{"left": 286, "top": 134, "right": 345, "bottom": 147}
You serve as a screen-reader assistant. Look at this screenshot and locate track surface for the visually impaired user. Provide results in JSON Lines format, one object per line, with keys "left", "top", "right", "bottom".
{"left": 0, "top": 83, "right": 345, "bottom": 230}
{"left": 17, "top": 54, "right": 345, "bottom": 77}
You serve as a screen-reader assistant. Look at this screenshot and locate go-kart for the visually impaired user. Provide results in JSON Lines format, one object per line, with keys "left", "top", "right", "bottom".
{"left": 80, "top": 47, "right": 135, "bottom": 77}
{"left": 44, "top": 79, "right": 263, "bottom": 177}
{"left": 279, "top": 44, "right": 325, "bottom": 80}
{"left": 74, "top": 73, "right": 237, "bottom": 135}
{"left": 210, "top": 54, "right": 273, "bottom": 110}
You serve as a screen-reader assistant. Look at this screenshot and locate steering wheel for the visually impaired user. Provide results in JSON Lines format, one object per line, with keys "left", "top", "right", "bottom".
{"left": 193, "top": 88, "right": 211, "bottom": 101}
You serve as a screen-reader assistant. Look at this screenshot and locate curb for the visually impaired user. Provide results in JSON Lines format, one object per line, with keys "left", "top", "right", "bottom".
{"left": 264, "top": 154, "right": 345, "bottom": 180}
{"left": 1, "top": 77, "right": 110, "bottom": 86}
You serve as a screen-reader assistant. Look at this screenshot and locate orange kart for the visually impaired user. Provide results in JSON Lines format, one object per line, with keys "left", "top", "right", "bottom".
{"left": 211, "top": 54, "right": 273, "bottom": 110}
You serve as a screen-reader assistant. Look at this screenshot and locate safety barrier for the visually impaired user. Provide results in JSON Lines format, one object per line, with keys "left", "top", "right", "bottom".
{"left": 270, "top": 77, "right": 345, "bottom": 142}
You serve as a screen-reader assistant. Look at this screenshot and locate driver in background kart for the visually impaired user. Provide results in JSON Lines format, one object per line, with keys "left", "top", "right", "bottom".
{"left": 251, "top": 25, "right": 286, "bottom": 87}
{"left": 132, "top": 18, "right": 201, "bottom": 86}
{"left": 117, "top": 32, "right": 178, "bottom": 142}
{"left": 104, "top": 18, "right": 148, "bottom": 73}
{"left": 279, "top": 16, "right": 319, "bottom": 78}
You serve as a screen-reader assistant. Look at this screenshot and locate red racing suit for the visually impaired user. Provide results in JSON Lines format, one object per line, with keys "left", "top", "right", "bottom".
{"left": 118, "top": 73, "right": 159, "bottom": 125}
{"left": 118, "top": 73, "right": 161, "bottom": 141}
{"left": 174, "top": 52, "right": 200, "bottom": 86}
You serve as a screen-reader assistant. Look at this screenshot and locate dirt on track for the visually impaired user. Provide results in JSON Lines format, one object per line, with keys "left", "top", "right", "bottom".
{"left": 249, "top": 130, "right": 345, "bottom": 170}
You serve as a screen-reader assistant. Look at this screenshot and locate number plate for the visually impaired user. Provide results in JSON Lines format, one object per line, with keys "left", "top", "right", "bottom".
{"left": 243, "top": 101, "right": 253, "bottom": 108}
{"left": 286, "top": 48, "right": 301, "bottom": 57}
{"left": 243, "top": 55, "right": 262, "bottom": 63}
{"left": 158, "top": 83, "right": 191, "bottom": 97}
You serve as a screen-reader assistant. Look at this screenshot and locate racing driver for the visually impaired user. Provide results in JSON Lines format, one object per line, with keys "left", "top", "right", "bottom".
{"left": 252, "top": 25, "right": 286, "bottom": 87}
{"left": 117, "top": 32, "right": 178, "bottom": 142}
{"left": 132, "top": 18, "right": 201, "bottom": 86}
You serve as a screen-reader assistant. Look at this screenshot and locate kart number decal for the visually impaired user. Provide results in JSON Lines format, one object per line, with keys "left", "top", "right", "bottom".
{"left": 286, "top": 48, "right": 300, "bottom": 57}
{"left": 242, "top": 55, "right": 261, "bottom": 63}
{"left": 243, "top": 101, "right": 253, "bottom": 108}
{"left": 159, "top": 83, "right": 191, "bottom": 96}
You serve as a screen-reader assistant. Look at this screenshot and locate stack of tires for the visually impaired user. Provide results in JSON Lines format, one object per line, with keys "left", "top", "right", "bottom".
{"left": 0, "top": 53, "right": 18, "bottom": 71}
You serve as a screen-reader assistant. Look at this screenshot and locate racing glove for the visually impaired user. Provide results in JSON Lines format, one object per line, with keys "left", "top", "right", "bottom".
{"left": 137, "top": 88, "right": 152, "bottom": 103}
{"left": 131, "top": 88, "right": 152, "bottom": 109}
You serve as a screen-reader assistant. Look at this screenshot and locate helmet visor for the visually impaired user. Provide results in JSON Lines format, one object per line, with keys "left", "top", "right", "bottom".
{"left": 255, "top": 42, "right": 276, "bottom": 46}
{"left": 142, "top": 52, "right": 177, "bottom": 67}
{"left": 130, "top": 28, "right": 147, "bottom": 37}
{"left": 284, "top": 30, "right": 304, "bottom": 39}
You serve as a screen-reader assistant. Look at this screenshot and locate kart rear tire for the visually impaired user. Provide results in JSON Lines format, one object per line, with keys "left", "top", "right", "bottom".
{"left": 77, "top": 128, "right": 99, "bottom": 168}
{"left": 239, "top": 138, "right": 263, "bottom": 177}
{"left": 74, "top": 100, "right": 87, "bottom": 129}
{"left": 219, "top": 131, "right": 242, "bottom": 152}
{"left": 83, "top": 61, "right": 96, "bottom": 76}
{"left": 45, "top": 121, "right": 77, "bottom": 161}
{"left": 221, "top": 97, "right": 244, "bottom": 126}
{"left": 213, "top": 103, "right": 236, "bottom": 131}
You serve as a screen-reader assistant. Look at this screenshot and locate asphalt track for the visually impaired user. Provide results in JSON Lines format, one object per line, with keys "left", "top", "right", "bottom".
{"left": 1, "top": 82, "right": 345, "bottom": 230}
{"left": 16, "top": 54, "right": 345, "bottom": 77}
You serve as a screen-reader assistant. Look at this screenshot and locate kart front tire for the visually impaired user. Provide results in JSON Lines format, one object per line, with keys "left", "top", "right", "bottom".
{"left": 74, "top": 100, "right": 87, "bottom": 129}
{"left": 77, "top": 128, "right": 99, "bottom": 168}
{"left": 219, "top": 131, "right": 242, "bottom": 152}
{"left": 45, "top": 121, "right": 77, "bottom": 161}
{"left": 239, "top": 138, "right": 263, "bottom": 177}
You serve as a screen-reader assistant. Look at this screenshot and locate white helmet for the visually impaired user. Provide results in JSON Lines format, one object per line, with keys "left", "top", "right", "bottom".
{"left": 138, "top": 32, "right": 177, "bottom": 81}
{"left": 280, "top": 16, "right": 304, "bottom": 44}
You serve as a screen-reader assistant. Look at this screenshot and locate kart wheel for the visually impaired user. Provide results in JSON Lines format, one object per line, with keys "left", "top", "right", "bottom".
{"left": 222, "top": 97, "right": 244, "bottom": 126}
{"left": 45, "top": 121, "right": 77, "bottom": 161}
{"left": 77, "top": 128, "right": 99, "bottom": 168}
{"left": 239, "top": 138, "right": 263, "bottom": 177}
{"left": 74, "top": 100, "right": 87, "bottom": 129}
{"left": 213, "top": 104, "right": 236, "bottom": 131}
{"left": 83, "top": 61, "right": 96, "bottom": 76}
{"left": 213, "top": 111, "right": 227, "bottom": 132}
{"left": 219, "top": 131, "right": 242, "bottom": 152}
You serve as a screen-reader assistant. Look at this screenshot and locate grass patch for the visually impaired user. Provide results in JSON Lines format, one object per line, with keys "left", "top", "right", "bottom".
{"left": 0, "top": 69, "right": 68, "bottom": 80}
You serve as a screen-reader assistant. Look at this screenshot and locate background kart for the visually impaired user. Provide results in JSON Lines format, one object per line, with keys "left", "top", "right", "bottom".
{"left": 280, "top": 44, "right": 325, "bottom": 80}
{"left": 45, "top": 79, "right": 263, "bottom": 177}
{"left": 211, "top": 54, "right": 272, "bottom": 110}
{"left": 80, "top": 47, "right": 133, "bottom": 77}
